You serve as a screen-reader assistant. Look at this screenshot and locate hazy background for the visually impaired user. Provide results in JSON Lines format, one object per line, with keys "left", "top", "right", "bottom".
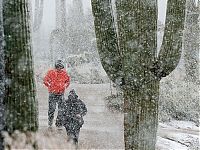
{"left": 32, "top": 0, "right": 168, "bottom": 32}
{"left": 31, "top": 0, "right": 168, "bottom": 70}
{"left": 29, "top": 1, "right": 199, "bottom": 149}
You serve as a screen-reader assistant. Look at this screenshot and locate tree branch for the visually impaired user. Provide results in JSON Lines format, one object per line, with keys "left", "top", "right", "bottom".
{"left": 157, "top": 0, "right": 187, "bottom": 78}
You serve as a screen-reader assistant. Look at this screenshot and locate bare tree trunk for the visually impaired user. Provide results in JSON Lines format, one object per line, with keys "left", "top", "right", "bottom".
{"left": 50, "top": 0, "right": 67, "bottom": 65}
{"left": 3, "top": 0, "right": 38, "bottom": 132}
{"left": 66, "top": 0, "right": 85, "bottom": 54}
{"left": 56, "top": 0, "right": 61, "bottom": 28}
{"left": 60, "top": 0, "right": 67, "bottom": 61}
{"left": 72, "top": 0, "right": 84, "bottom": 21}
{"left": 60, "top": 0, "right": 67, "bottom": 30}
{"left": 49, "top": 30, "right": 55, "bottom": 66}
{"left": 33, "top": 0, "right": 44, "bottom": 32}
{"left": 56, "top": 0, "right": 67, "bottom": 29}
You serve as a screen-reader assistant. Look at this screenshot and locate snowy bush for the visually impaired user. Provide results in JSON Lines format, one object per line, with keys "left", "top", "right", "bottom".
{"left": 104, "top": 76, "right": 199, "bottom": 126}
{"left": 188, "top": 138, "right": 199, "bottom": 150}
{"left": 105, "top": 93, "right": 123, "bottom": 112}
{"left": 66, "top": 52, "right": 100, "bottom": 68}
{"left": 69, "top": 67, "right": 108, "bottom": 84}
{"left": 33, "top": 52, "right": 109, "bottom": 85}
{"left": 66, "top": 53, "right": 108, "bottom": 84}
{"left": 159, "top": 77, "right": 199, "bottom": 125}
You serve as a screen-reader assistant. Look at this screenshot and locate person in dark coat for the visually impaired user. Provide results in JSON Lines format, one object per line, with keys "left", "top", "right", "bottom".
{"left": 62, "top": 89, "right": 87, "bottom": 147}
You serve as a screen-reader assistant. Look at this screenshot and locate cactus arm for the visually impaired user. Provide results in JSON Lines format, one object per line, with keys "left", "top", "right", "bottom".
{"left": 155, "top": 0, "right": 187, "bottom": 78}
{"left": 91, "top": 0, "right": 123, "bottom": 85}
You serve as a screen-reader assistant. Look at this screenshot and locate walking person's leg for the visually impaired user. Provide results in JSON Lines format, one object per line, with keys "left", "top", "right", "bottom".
{"left": 64, "top": 124, "right": 74, "bottom": 142}
{"left": 66, "top": 129, "right": 79, "bottom": 148}
{"left": 55, "top": 94, "right": 64, "bottom": 127}
{"left": 48, "top": 93, "right": 57, "bottom": 127}
{"left": 73, "top": 128, "right": 80, "bottom": 149}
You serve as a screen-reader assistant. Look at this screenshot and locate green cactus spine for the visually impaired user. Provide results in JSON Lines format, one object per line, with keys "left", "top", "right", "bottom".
{"left": 3, "top": 0, "right": 38, "bottom": 132}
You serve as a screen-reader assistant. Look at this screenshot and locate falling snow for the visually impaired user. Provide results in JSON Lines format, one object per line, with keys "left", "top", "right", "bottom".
{"left": 0, "top": 0, "right": 199, "bottom": 149}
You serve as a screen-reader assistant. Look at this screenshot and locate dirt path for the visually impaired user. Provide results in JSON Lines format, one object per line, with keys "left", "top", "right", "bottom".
{"left": 38, "top": 83, "right": 124, "bottom": 149}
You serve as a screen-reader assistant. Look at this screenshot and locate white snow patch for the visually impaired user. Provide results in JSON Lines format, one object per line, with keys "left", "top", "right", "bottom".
{"left": 156, "top": 136, "right": 188, "bottom": 150}
{"left": 165, "top": 120, "right": 199, "bottom": 130}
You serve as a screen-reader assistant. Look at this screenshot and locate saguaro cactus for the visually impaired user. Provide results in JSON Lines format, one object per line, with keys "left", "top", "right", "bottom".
{"left": 33, "top": 0, "right": 44, "bottom": 32}
{"left": 0, "top": 0, "right": 5, "bottom": 148}
{"left": 91, "top": 0, "right": 186, "bottom": 149}
{"left": 3, "top": 0, "right": 38, "bottom": 132}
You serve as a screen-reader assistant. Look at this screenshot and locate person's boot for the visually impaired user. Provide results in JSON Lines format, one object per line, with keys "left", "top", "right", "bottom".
{"left": 55, "top": 115, "right": 63, "bottom": 127}
{"left": 55, "top": 122, "right": 63, "bottom": 130}
{"left": 73, "top": 138, "right": 78, "bottom": 149}
{"left": 48, "top": 120, "right": 53, "bottom": 130}
{"left": 48, "top": 119, "right": 53, "bottom": 126}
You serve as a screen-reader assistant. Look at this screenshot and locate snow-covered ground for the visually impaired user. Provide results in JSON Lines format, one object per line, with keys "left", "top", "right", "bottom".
{"left": 3, "top": 83, "right": 199, "bottom": 149}
{"left": 36, "top": 83, "right": 199, "bottom": 149}
{"left": 157, "top": 121, "right": 199, "bottom": 150}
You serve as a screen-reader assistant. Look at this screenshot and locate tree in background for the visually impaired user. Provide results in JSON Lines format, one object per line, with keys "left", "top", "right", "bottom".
{"left": 71, "top": 0, "right": 84, "bottom": 22}
{"left": 49, "top": 0, "right": 67, "bottom": 65}
{"left": 3, "top": 0, "right": 38, "bottom": 132}
{"left": 91, "top": 0, "right": 187, "bottom": 149}
{"left": 184, "top": 0, "right": 199, "bottom": 82}
{"left": 56, "top": 0, "right": 67, "bottom": 29}
{"left": 33, "top": 0, "right": 44, "bottom": 32}
{"left": 65, "top": 0, "right": 86, "bottom": 54}
{"left": 50, "top": 0, "right": 98, "bottom": 63}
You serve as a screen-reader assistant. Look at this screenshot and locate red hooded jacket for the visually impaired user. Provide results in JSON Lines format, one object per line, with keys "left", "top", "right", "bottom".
{"left": 43, "top": 69, "right": 70, "bottom": 94}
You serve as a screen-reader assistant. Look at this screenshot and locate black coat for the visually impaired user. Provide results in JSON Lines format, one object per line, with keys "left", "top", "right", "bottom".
{"left": 62, "top": 93, "right": 87, "bottom": 130}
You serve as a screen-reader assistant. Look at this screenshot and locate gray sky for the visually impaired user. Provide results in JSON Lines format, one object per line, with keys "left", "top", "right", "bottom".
{"left": 158, "top": 0, "right": 167, "bottom": 23}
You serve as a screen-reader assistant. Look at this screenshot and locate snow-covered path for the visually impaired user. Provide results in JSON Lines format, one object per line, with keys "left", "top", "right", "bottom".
{"left": 37, "top": 83, "right": 199, "bottom": 149}
{"left": 38, "top": 83, "right": 124, "bottom": 149}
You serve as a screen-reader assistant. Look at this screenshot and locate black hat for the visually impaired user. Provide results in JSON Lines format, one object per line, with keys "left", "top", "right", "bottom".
{"left": 55, "top": 60, "right": 64, "bottom": 69}
{"left": 69, "top": 89, "right": 78, "bottom": 99}
{"left": 69, "top": 89, "right": 76, "bottom": 94}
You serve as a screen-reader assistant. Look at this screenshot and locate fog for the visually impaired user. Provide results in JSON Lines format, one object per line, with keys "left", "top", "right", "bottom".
{"left": 1, "top": 0, "right": 199, "bottom": 149}
{"left": 31, "top": 0, "right": 200, "bottom": 149}
{"left": 32, "top": 0, "right": 168, "bottom": 31}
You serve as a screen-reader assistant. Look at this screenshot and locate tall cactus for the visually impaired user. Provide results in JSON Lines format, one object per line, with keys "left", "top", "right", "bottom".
{"left": 3, "top": 0, "right": 38, "bottom": 132}
{"left": 91, "top": 0, "right": 186, "bottom": 149}
{"left": 0, "top": 0, "right": 5, "bottom": 148}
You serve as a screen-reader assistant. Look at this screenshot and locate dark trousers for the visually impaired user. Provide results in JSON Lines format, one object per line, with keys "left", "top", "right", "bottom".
{"left": 48, "top": 93, "right": 64, "bottom": 127}
{"left": 65, "top": 125, "right": 80, "bottom": 147}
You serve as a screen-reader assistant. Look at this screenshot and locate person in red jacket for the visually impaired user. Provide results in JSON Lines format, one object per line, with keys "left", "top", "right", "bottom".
{"left": 43, "top": 60, "right": 70, "bottom": 128}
